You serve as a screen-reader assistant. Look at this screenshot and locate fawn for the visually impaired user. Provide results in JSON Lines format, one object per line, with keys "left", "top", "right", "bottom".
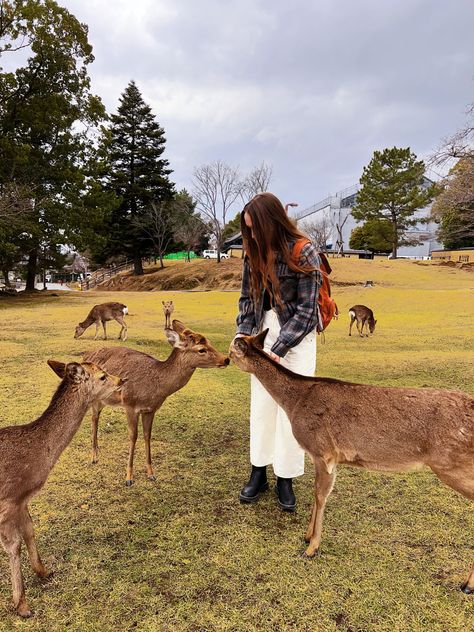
{"left": 162, "top": 300, "right": 174, "bottom": 328}
{"left": 349, "top": 304, "right": 376, "bottom": 337}
{"left": 230, "top": 330, "right": 474, "bottom": 593}
{"left": 0, "top": 361, "right": 123, "bottom": 617}
{"left": 74, "top": 302, "right": 129, "bottom": 341}
{"left": 81, "top": 320, "right": 229, "bottom": 486}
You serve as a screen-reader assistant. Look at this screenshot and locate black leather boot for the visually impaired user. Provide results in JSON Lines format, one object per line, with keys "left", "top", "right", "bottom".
{"left": 275, "top": 477, "right": 296, "bottom": 512}
{"left": 239, "top": 465, "right": 269, "bottom": 503}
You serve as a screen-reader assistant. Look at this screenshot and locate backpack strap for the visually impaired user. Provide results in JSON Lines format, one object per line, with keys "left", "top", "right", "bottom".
{"left": 292, "top": 238, "right": 311, "bottom": 262}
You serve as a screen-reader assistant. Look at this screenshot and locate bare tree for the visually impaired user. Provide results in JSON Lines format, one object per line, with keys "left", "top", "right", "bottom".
{"left": 300, "top": 216, "right": 332, "bottom": 252}
{"left": 192, "top": 161, "right": 243, "bottom": 262}
{"left": 430, "top": 103, "right": 474, "bottom": 247}
{"left": 0, "top": 183, "right": 35, "bottom": 222}
{"left": 132, "top": 201, "right": 173, "bottom": 269}
{"left": 173, "top": 213, "right": 206, "bottom": 262}
{"left": 241, "top": 161, "right": 273, "bottom": 202}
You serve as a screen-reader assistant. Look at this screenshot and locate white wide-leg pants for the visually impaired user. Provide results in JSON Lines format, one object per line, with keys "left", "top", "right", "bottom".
{"left": 250, "top": 309, "right": 317, "bottom": 478}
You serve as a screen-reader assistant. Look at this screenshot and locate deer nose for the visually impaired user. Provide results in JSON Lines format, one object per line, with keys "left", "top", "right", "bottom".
{"left": 223, "top": 357, "right": 230, "bottom": 366}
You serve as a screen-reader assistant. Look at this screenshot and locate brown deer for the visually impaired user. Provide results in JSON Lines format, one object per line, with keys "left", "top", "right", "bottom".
{"left": 0, "top": 361, "right": 123, "bottom": 617}
{"left": 162, "top": 300, "right": 174, "bottom": 328}
{"left": 229, "top": 331, "right": 474, "bottom": 593}
{"left": 81, "top": 320, "right": 229, "bottom": 486}
{"left": 349, "top": 304, "right": 376, "bottom": 337}
{"left": 74, "top": 302, "right": 129, "bottom": 341}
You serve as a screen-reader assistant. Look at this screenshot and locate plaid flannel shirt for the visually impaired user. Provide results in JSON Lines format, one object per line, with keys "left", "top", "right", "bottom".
{"left": 236, "top": 241, "right": 322, "bottom": 357}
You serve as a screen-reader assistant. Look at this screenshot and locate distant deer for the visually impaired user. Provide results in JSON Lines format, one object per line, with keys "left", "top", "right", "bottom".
{"left": 349, "top": 304, "right": 376, "bottom": 337}
{"left": 81, "top": 320, "right": 229, "bottom": 486}
{"left": 230, "top": 331, "right": 474, "bottom": 593}
{"left": 162, "top": 300, "right": 174, "bottom": 328}
{"left": 0, "top": 361, "right": 123, "bottom": 617}
{"left": 74, "top": 302, "right": 129, "bottom": 341}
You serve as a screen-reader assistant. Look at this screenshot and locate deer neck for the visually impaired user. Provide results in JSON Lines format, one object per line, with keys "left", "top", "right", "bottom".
{"left": 34, "top": 380, "right": 91, "bottom": 466}
{"left": 250, "top": 350, "right": 308, "bottom": 418}
{"left": 159, "top": 348, "right": 196, "bottom": 395}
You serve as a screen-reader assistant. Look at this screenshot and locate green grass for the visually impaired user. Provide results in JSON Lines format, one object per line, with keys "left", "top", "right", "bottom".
{"left": 0, "top": 259, "right": 473, "bottom": 631}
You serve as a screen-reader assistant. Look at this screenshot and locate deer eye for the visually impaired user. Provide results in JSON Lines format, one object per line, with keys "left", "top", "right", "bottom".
{"left": 198, "top": 348, "right": 207, "bottom": 354}
{"left": 100, "top": 375, "right": 107, "bottom": 381}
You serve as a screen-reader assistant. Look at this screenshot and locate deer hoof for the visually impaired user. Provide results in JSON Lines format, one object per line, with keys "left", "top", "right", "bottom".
{"left": 125, "top": 479, "right": 134, "bottom": 487}
{"left": 147, "top": 475, "right": 156, "bottom": 481}
{"left": 16, "top": 603, "right": 33, "bottom": 618}
{"left": 461, "top": 582, "right": 474, "bottom": 594}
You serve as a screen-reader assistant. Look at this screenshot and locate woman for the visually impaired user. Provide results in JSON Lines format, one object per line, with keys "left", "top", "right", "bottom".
{"left": 235, "top": 192, "right": 322, "bottom": 511}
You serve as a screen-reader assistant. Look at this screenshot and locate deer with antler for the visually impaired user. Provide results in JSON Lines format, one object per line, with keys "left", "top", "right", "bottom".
{"left": 0, "top": 361, "right": 123, "bottom": 617}
{"left": 230, "top": 330, "right": 474, "bottom": 593}
{"left": 80, "top": 320, "right": 229, "bottom": 486}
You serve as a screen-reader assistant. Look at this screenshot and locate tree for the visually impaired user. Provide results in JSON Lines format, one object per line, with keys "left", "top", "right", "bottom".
{"left": 352, "top": 147, "right": 435, "bottom": 258}
{"left": 430, "top": 105, "right": 474, "bottom": 249}
{"left": 99, "top": 81, "right": 175, "bottom": 275}
{"left": 132, "top": 200, "right": 173, "bottom": 269}
{"left": 172, "top": 190, "right": 206, "bottom": 262}
{"left": 349, "top": 219, "right": 393, "bottom": 253}
{"left": 192, "top": 160, "right": 242, "bottom": 262}
{"left": 300, "top": 216, "right": 332, "bottom": 251}
{"left": 241, "top": 161, "right": 273, "bottom": 202}
{"left": 222, "top": 211, "right": 241, "bottom": 241}
{"left": 0, "top": 0, "right": 109, "bottom": 290}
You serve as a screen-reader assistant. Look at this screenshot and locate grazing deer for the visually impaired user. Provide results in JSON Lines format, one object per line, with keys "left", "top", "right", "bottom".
{"left": 74, "top": 302, "right": 129, "bottom": 341}
{"left": 81, "top": 320, "right": 229, "bottom": 486}
{"left": 230, "top": 331, "right": 474, "bottom": 593}
{"left": 0, "top": 361, "right": 123, "bottom": 617}
{"left": 162, "top": 300, "right": 174, "bottom": 329}
{"left": 349, "top": 304, "right": 376, "bottom": 337}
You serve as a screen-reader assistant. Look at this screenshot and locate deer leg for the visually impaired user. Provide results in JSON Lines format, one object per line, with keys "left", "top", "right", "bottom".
{"left": 91, "top": 403, "right": 103, "bottom": 464}
{"left": 142, "top": 411, "right": 156, "bottom": 480}
{"left": 94, "top": 321, "right": 100, "bottom": 340}
{"left": 349, "top": 316, "right": 354, "bottom": 336}
{"left": 115, "top": 316, "right": 127, "bottom": 341}
{"left": 125, "top": 409, "right": 139, "bottom": 486}
{"left": 304, "top": 459, "right": 336, "bottom": 557}
{"left": 19, "top": 507, "right": 50, "bottom": 579}
{"left": 0, "top": 518, "right": 31, "bottom": 618}
{"left": 102, "top": 320, "right": 107, "bottom": 340}
{"left": 429, "top": 464, "right": 474, "bottom": 593}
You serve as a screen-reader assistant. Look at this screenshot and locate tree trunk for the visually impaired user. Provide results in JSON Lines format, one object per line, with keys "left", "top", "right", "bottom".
{"left": 25, "top": 248, "right": 38, "bottom": 291}
{"left": 3, "top": 270, "right": 11, "bottom": 287}
{"left": 391, "top": 217, "right": 398, "bottom": 259}
{"left": 133, "top": 255, "right": 143, "bottom": 275}
{"left": 159, "top": 253, "right": 164, "bottom": 269}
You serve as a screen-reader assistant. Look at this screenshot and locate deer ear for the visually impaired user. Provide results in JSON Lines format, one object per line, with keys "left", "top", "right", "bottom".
{"left": 47, "top": 359, "right": 66, "bottom": 378}
{"left": 66, "top": 363, "right": 87, "bottom": 383}
{"left": 232, "top": 337, "right": 249, "bottom": 357}
{"left": 172, "top": 319, "right": 186, "bottom": 334}
{"left": 253, "top": 329, "right": 269, "bottom": 349}
{"left": 162, "top": 301, "right": 165, "bottom": 305}
{"left": 165, "top": 328, "right": 185, "bottom": 349}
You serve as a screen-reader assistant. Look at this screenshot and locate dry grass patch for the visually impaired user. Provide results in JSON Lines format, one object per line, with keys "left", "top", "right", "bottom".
{"left": 0, "top": 259, "right": 473, "bottom": 630}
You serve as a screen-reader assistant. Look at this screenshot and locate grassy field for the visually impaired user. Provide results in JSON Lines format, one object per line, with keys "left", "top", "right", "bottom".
{"left": 0, "top": 258, "right": 473, "bottom": 631}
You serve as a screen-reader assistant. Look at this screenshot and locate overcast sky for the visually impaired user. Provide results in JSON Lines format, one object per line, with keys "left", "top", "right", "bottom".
{"left": 62, "top": 0, "right": 473, "bottom": 211}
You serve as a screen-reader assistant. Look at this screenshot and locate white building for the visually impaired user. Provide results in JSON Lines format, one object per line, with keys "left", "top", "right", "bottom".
{"left": 294, "top": 180, "right": 443, "bottom": 258}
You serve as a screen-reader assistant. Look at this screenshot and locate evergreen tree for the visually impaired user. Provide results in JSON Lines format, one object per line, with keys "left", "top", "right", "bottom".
{"left": 0, "top": 0, "right": 110, "bottom": 290}
{"left": 102, "top": 81, "right": 175, "bottom": 275}
{"left": 349, "top": 219, "right": 393, "bottom": 253}
{"left": 352, "top": 147, "right": 435, "bottom": 258}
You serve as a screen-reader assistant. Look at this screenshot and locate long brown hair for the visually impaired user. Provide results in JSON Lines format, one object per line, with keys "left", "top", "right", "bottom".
{"left": 241, "top": 192, "right": 314, "bottom": 306}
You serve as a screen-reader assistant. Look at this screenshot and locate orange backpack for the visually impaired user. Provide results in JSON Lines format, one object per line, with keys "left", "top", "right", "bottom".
{"left": 292, "top": 239, "right": 338, "bottom": 333}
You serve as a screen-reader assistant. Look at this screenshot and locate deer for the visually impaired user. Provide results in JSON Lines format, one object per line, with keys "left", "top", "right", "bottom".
{"left": 0, "top": 360, "right": 123, "bottom": 618}
{"left": 74, "top": 302, "right": 129, "bottom": 341}
{"left": 229, "top": 330, "right": 474, "bottom": 593}
{"left": 162, "top": 300, "right": 174, "bottom": 329}
{"left": 348, "top": 304, "right": 376, "bottom": 337}
{"left": 80, "top": 320, "right": 229, "bottom": 486}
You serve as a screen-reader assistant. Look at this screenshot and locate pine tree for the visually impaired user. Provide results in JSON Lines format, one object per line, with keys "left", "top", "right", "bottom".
{"left": 352, "top": 147, "right": 435, "bottom": 258}
{"left": 104, "top": 81, "right": 175, "bottom": 274}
